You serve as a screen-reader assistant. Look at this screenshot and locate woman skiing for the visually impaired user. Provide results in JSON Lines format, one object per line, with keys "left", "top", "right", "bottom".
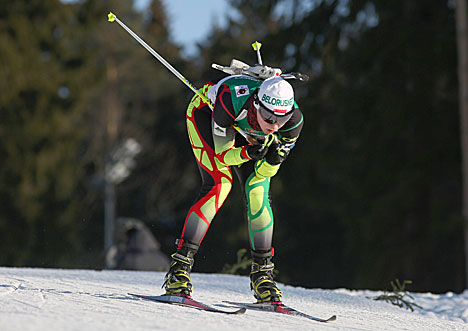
{"left": 163, "top": 74, "right": 304, "bottom": 303}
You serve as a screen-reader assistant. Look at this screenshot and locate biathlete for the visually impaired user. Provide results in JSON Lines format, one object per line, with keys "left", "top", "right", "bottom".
{"left": 162, "top": 75, "right": 304, "bottom": 303}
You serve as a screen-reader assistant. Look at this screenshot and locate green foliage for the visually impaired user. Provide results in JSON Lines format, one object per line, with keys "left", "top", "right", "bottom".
{"left": 0, "top": 0, "right": 464, "bottom": 294}
{"left": 371, "top": 279, "right": 422, "bottom": 312}
{"left": 198, "top": 0, "right": 464, "bottom": 292}
{"left": 0, "top": 0, "right": 193, "bottom": 268}
{"left": 221, "top": 248, "right": 252, "bottom": 275}
{"left": 0, "top": 0, "right": 95, "bottom": 266}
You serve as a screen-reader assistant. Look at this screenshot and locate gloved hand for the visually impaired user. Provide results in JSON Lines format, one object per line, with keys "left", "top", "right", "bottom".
{"left": 265, "top": 143, "right": 289, "bottom": 165}
{"left": 246, "top": 144, "right": 269, "bottom": 161}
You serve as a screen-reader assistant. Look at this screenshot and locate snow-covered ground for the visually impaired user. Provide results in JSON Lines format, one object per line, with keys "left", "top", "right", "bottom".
{"left": 1, "top": 267, "right": 467, "bottom": 330}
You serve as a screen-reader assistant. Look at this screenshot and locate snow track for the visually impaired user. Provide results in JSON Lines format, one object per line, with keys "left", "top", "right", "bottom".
{"left": 0, "top": 267, "right": 466, "bottom": 330}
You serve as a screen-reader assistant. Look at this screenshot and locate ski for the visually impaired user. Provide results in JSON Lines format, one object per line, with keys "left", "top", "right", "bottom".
{"left": 223, "top": 301, "right": 336, "bottom": 323}
{"left": 129, "top": 293, "right": 246, "bottom": 315}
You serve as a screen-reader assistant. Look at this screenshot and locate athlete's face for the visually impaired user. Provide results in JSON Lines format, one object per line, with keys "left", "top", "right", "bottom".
{"left": 257, "top": 110, "right": 282, "bottom": 134}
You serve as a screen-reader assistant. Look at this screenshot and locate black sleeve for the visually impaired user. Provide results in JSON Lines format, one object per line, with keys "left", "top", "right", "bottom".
{"left": 277, "top": 106, "right": 304, "bottom": 144}
{"left": 213, "top": 84, "right": 236, "bottom": 128}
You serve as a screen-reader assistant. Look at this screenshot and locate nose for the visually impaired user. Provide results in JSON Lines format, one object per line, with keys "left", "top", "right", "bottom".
{"left": 269, "top": 123, "right": 280, "bottom": 131}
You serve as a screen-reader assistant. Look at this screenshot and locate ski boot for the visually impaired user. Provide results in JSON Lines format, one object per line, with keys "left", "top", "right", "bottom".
{"left": 162, "top": 239, "right": 199, "bottom": 297}
{"left": 250, "top": 249, "right": 283, "bottom": 303}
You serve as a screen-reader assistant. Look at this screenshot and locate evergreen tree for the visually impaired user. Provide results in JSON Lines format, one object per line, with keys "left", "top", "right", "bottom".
{"left": 331, "top": 1, "right": 463, "bottom": 292}
{"left": 195, "top": 0, "right": 464, "bottom": 292}
{"left": 274, "top": 0, "right": 463, "bottom": 292}
{"left": 76, "top": 0, "right": 196, "bottom": 264}
{"left": 0, "top": 0, "right": 95, "bottom": 266}
{"left": 1, "top": 0, "right": 463, "bottom": 292}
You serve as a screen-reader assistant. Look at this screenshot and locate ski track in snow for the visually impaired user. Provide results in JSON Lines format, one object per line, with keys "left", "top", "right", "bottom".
{"left": 0, "top": 267, "right": 467, "bottom": 331}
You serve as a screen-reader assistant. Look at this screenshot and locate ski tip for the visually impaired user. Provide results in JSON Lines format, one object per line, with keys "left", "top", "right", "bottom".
{"left": 327, "top": 315, "right": 337, "bottom": 322}
{"left": 128, "top": 293, "right": 142, "bottom": 298}
{"left": 108, "top": 12, "right": 116, "bottom": 22}
{"left": 236, "top": 307, "right": 247, "bottom": 315}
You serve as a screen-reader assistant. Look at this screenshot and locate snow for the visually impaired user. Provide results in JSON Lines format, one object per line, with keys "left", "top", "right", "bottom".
{"left": 1, "top": 267, "right": 467, "bottom": 330}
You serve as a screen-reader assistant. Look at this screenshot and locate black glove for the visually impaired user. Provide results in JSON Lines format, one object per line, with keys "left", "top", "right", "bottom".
{"left": 246, "top": 144, "right": 269, "bottom": 161}
{"left": 265, "top": 143, "right": 289, "bottom": 165}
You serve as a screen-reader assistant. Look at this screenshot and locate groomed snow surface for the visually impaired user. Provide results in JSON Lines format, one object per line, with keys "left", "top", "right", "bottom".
{"left": 1, "top": 267, "right": 467, "bottom": 330}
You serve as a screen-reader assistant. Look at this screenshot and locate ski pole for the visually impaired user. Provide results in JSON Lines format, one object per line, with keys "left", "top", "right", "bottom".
{"left": 107, "top": 12, "right": 213, "bottom": 109}
{"left": 107, "top": 12, "right": 258, "bottom": 144}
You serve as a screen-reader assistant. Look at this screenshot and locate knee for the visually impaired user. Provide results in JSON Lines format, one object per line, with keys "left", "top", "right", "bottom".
{"left": 245, "top": 175, "right": 270, "bottom": 197}
{"left": 212, "top": 176, "right": 233, "bottom": 202}
{"left": 199, "top": 173, "right": 233, "bottom": 202}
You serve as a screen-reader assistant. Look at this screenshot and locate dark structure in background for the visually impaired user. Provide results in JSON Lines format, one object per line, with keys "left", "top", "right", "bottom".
{"left": 107, "top": 218, "right": 170, "bottom": 271}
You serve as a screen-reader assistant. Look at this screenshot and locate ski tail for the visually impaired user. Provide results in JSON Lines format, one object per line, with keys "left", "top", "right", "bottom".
{"left": 223, "top": 300, "right": 336, "bottom": 323}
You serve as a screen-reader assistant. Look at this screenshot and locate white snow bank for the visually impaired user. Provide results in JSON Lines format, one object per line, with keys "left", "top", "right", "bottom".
{"left": 0, "top": 267, "right": 466, "bottom": 330}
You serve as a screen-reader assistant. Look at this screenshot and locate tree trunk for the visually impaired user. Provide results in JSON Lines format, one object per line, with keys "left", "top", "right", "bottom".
{"left": 455, "top": 0, "right": 468, "bottom": 288}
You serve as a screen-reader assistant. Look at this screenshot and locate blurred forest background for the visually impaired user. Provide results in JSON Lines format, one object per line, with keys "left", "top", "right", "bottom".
{"left": 1, "top": 0, "right": 466, "bottom": 293}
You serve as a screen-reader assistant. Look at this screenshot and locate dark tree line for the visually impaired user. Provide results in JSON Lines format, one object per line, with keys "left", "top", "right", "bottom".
{"left": 0, "top": 0, "right": 465, "bottom": 293}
